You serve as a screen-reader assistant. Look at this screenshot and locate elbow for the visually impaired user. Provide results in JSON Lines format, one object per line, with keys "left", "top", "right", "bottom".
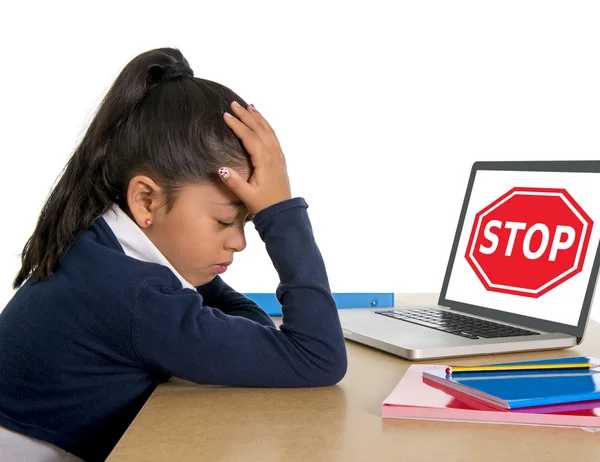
{"left": 328, "top": 349, "right": 348, "bottom": 385}
{"left": 311, "top": 343, "right": 348, "bottom": 387}
{"left": 326, "top": 333, "right": 349, "bottom": 385}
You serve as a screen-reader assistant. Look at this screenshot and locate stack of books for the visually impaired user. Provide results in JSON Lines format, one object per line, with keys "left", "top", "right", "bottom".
{"left": 382, "top": 356, "right": 600, "bottom": 431}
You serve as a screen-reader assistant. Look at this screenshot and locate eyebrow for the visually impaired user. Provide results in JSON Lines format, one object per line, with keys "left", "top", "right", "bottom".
{"left": 212, "top": 201, "right": 244, "bottom": 208}
{"left": 212, "top": 201, "right": 254, "bottom": 220}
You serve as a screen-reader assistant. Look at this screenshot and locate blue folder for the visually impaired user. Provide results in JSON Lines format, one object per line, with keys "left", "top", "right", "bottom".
{"left": 422, "top": 356, "right": 600, "bottom": 410}
{"left": 243, "top": 292, "right": 395, "bottom": 316}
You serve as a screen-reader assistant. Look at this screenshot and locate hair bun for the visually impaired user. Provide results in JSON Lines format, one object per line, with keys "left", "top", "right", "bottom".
{"left": 148, "top": 61, "right": 194, "bottom": 85}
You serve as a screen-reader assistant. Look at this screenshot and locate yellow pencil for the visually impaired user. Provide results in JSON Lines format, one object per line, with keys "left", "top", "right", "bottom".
{"left": 445, "top": 362, "right": 598, "bottom": 375}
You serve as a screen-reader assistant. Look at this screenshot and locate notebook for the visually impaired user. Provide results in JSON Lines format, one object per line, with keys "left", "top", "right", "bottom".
{"left": 382, "top": 362, "right": 600, "bottom": 431}
{"left": 422, "top": 356, "right": 600, "bottom": 410}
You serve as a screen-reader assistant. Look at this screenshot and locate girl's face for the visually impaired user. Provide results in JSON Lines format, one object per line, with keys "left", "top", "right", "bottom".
{"left": 127, "top": 173, "right": 253, "bottom": 287}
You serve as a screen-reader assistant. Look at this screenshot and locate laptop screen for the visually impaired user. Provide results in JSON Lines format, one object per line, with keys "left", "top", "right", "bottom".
{"left": 443, "top": 165, "right": 600, "bottom": 330}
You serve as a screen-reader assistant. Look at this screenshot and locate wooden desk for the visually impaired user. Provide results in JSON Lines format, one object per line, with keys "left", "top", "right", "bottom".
{"left": 107, "top": 294, "right": 600, "bottom": 462}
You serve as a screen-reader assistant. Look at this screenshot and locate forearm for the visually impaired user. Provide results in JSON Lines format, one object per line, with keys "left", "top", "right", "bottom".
{"left": 196, "top": 276, "right": 274, "bottom": 327}
{"left": 254, "top": 198, "right": 347, "bottom": 373}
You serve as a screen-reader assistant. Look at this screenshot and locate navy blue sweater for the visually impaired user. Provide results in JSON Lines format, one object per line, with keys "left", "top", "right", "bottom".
{"left": 0, "top": 197, "right": 347, "bottom": 462}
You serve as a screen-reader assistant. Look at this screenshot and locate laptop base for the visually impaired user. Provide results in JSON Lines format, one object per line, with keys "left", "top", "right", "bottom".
{"left": 339, "top": 307, "right": 576, "bottom": 361}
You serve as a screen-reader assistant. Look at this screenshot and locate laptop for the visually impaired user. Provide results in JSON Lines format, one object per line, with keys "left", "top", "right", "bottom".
{"left": 338, "top": 160, "right": 600, "bottom": 360}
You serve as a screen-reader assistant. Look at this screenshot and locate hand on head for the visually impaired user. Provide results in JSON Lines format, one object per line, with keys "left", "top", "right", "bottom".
{"left": 218, "top": 102, "right": 292, "bottom": 215}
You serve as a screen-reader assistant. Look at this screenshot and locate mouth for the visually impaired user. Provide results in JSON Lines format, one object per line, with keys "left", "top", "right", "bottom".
{"left": 212, "top": 262, "right": 232, "bottom": 274}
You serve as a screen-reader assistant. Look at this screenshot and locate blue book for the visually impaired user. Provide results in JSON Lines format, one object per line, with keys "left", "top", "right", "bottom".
{"left": 422, "top": 356, "right": 600, "bottom": 410}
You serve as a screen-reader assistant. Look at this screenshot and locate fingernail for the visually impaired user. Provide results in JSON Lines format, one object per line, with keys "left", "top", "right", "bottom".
{"left": 218, "top": 167, "right": 230, "bottom": 179}
{"left": 223, "top": 112, "right": 232, "bottom": 118}
{"left": 232, "top": 101, "right": 240, "bottom": 107}
{"left": 250, "top": 104, "right": 257, "bottom": 112}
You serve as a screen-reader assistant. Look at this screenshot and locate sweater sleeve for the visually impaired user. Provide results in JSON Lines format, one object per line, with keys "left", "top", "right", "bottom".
{"left": 131, "top": 197, "right": 347, "bottom": 388}
{"left": 194, "top": 276, "right": 275, "bottom": 328}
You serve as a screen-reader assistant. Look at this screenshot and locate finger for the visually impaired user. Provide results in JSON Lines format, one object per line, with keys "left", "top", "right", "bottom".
{"left": 231, "top": 101, "right": 277, "bottom": 144}
{"left": 223, "top": 113, "right": 269, "bottom": 169}
{"left": 223, "top": 112, "right": 262, "bottom": 155}
{"left": 230, "top": 101, "right": 269, "bottom": 135}
{"left": 243, "top": 104, "right": 284, "bottom": 160}
{"left": 247, "top": 103, "right": 276, "bottom": 136}
{"left": 217, "top": 166, "right": 255, "bottom": 207}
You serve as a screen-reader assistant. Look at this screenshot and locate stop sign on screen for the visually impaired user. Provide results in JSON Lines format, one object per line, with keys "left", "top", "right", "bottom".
{"left": 464, "top": 187, "right": 594, "bottom": 298}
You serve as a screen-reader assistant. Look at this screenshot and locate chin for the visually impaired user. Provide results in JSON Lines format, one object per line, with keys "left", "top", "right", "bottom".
{"left": 192, "top": 274, "right": 216, "bottom": 287}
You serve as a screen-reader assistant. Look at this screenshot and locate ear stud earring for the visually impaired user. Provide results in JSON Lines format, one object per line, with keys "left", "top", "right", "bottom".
{"left": 144, "top": 218, "right": 152, "bottom": 226}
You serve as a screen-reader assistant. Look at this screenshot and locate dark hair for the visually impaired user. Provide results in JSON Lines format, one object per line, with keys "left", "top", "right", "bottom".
{"left": 13, "top": 47, "right": 251, "bottom": 289}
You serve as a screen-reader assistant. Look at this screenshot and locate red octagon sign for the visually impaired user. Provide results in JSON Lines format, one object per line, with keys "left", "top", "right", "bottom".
{"left": 465, "top": 187, "right": 593, "bottom": 298}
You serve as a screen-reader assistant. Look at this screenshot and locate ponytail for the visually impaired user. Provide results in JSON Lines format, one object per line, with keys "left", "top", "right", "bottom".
{"left": 13, "top": 47, "right": 250, "bottom": 289}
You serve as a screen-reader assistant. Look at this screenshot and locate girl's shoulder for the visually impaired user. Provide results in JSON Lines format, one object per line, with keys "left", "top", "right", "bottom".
{"left": 60, "top": 217, "right": 185, "bottom": 295}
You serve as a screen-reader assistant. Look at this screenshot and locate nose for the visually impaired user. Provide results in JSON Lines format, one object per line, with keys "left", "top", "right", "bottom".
{"left": 226, "top": 227, "right": 247, "bottom": 253}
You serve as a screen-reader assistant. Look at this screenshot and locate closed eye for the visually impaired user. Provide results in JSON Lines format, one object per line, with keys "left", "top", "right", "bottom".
{"left": 218, "top": 214, "right": 254, "bottom": 228}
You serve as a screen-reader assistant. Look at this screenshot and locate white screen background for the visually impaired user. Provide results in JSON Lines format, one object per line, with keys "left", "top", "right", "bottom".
{"left": 445, "top": 169, "right": 600, "bottom": 326}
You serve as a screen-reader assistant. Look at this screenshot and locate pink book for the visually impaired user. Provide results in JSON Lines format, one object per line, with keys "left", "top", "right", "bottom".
{"left": 382, "top": 365, "right": 600, "bottom": 431}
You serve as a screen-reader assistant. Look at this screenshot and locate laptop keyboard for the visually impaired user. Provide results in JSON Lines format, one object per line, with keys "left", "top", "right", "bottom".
{"left": 375, "top": 307, "right": 540, "bottom": 340}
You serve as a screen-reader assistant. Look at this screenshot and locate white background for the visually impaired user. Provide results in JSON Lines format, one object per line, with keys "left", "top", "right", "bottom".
{"left": 445, "top": 170, "right": 600, "bottom": 326}
{"left": 1, "top": 1, "right": 599, "bottom": 321}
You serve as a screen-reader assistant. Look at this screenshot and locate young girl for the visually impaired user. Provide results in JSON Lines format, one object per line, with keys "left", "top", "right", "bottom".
{"left": 0, "top": 47, "right": 347, "bottom": 462}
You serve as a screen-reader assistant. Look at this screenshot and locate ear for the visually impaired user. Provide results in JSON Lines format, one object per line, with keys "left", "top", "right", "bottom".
{"left": 126, "top": 175, "right": 164, "bottom": 228}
